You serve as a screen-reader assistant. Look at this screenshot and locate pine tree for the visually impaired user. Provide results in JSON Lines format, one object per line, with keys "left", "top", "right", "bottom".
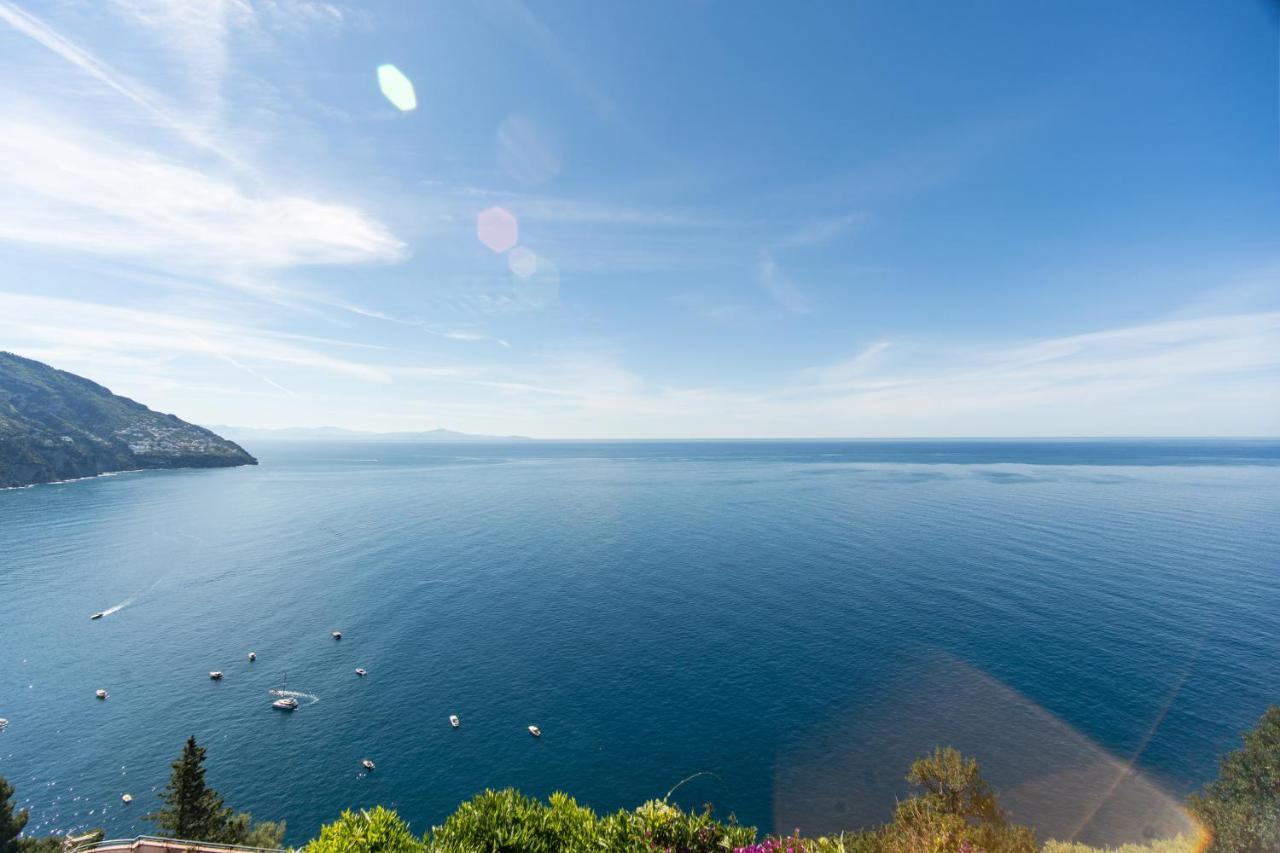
{"left": 1, "top": 776, "right": 30, "bottom": 853}
{"left": 145, "top": 737, "right": 234, "bottom": 842}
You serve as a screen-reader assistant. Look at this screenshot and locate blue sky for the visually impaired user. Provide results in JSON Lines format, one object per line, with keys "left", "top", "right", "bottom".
{"left": 0, "top": 0, "right": 1276, "bottom": 437}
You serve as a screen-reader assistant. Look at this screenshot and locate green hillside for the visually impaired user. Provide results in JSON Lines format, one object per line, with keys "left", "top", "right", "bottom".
{"left": 0, "top": 352, "right": 255, "bottom": 488}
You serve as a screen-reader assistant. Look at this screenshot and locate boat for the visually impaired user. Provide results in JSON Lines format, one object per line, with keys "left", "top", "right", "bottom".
{"left": 355, "top": 668, "right": 367, "bottom": 677}
{"left": 90, "top": 612, "right": 104, "bottom": 620}
{"left": 0, "top": 718, "right": 8, "bottom": 729}
{"left": 528, "top": 725, "right": 541, "bottom": 737}
{"left": 331, "top": 631, "right": 342, "bottom": 640}
{"left": 449, "top": 715, "right": 460, "bottom": 728}
{"left": 121, "top": 794, "right": 132, "bottom": 804}
{"left": 248, "top": 652, "right": 257, "bottom": 661}
{"left": 361, "top": 759, "right": 375, "bottom": 771}
{"left": 96, "top": 689, "right": 108, "bottom": 699}
{"left": 209, "top": 671, "right": 224, "bottom": 680}
{"left": 272, "top": 672, "right": 298, "bottom": 710}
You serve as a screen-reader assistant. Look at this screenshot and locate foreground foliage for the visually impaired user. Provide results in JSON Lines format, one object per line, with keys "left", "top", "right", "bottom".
{"left": 1, "top": 776, "right": 25, "bottom": 853}
{"left": 304, "top": 747, "right": 1033, "bottom": 853}
{"left": 146, "top": 736, "right": 285, "bottom": 849}
{"left": 1186, "top": 705, "right": 1280, "bottom": 853}
{"left": 304, "top": 806, "right": 423, "bottom": 853}
{"left": 1040, "top": 836, "right": 1196, "bottom": 853}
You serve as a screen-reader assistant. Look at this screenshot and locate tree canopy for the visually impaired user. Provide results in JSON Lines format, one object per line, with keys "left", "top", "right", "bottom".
{"left": 1187, "top": 705, "right": 1280, "bottom": 853}
{"left": 145, "top": 737, "right": 284, "bottom": 849}
{"left": 1, "top": 776, "right": 29, "bottom": 853}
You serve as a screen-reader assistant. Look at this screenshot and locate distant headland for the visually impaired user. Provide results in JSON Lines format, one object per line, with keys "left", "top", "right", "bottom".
{"left": 0, "top": 352, "right": 256, "bottom": 489}
{"left": 205, "top": 425, "right": 533, "bottom": 443}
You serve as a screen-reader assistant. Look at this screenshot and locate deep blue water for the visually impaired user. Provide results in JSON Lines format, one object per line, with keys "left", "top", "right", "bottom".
{"left": 1, "top": 440, "right": 1277, "bottom": 846}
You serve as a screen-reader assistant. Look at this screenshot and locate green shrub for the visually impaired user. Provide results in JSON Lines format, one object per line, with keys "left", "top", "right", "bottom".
{"left": 1187, "top": 705, "right": 1280, "bottom": 853}
{"left": 426, "top": 789, "right": 755, "bottom": 853}
{"left": 1040, "top": 836, "right": 1196, "bottom": 853}
{"left": 601, "top": 798, "right": 756, "bottom": 852}
{"left": 306, "top": 806, "right": 425, "bottom": 853}
{"left": 428, "top": 789, "right": 599, "bottom": 853}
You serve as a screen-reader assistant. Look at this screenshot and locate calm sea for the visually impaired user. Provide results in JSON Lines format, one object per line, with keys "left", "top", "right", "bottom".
{"left": 1, "top": 440, "right": 1277, "bottom": 846}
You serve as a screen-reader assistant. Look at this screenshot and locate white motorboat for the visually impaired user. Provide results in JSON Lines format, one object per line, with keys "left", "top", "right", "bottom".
{"left": 90, "top": 612, "right": 104, "bottom": 620}
{"left": 0, "top": 718, "right": 8, "bottom": 729}
{"left": 121, "top": 794, "right": 133, "bottom": 804}
{"left": 96, "top": 689, "right": 108, "bottom": 699}
{"left": 449, "top": 715, "right": 460, "bottom": 728}
{"left": 355, "top": 668, "right": 367, "bottom": 677}
{"left": 272, "top": 696, "right": 298, "bottom": 711}
{"left": 248, "top": 652, "right": 257, "bottom": 661}
{"left": 361, "top": 759, "right": 375, "bottom": 771}
{"left": 528, "top": 725, "right": 541, "bottom": 737}
{"left": 331, "top": 631, "right": 342, "bottom": 640}
{"left": 209, "top": 671, "right": 224, "bottom": 680}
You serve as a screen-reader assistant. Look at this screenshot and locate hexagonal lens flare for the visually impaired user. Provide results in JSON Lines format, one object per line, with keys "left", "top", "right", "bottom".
{"left": 476, "top": 206, "right": 518, "bottom": 253}
{"left": 515, "top": 256, "right": 559, "bottom": 309}
{"left": 377, "top": 64, "right": 416, "bottom": 112}
{"left": 507, "top": 246, "right": 538, "bottom": 278}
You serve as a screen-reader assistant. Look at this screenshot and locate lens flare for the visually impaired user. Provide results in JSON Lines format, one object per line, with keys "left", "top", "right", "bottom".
{"left": 514, "top": 255, "right": 558, "bottom": 309}
{"left": 477, "top": 206, "right": 518, "bottom": 253}
{"left": 507, "top": 245, "right": 538, "bottom": 278}
{"left": 377, "top": 64, "right": 416, "bottom": 111}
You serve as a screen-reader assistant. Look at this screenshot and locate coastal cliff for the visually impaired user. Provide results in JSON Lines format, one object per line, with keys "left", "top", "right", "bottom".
{"left": 0, "top": 351, "right": 256, "bottom": 488}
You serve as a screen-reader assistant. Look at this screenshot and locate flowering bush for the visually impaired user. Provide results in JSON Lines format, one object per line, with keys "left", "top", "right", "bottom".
{"left": 735, "top": 829, "right": 808, "bottom": 853}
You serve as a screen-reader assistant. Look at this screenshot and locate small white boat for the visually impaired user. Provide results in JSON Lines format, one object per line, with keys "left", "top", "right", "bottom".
{"left": 331, "top": 631, "right": 342, "bottom": 640}
{"left": 121, "top": 794, "right": 132, "bottom": 804}
{"left": 248, "top": 652, "right": 257, "bottom": 661}
{"left": 528, "top": 725, "right": 541, "bottom": 737}
{"left": 209, "top": 671, "right": 224, "bottom": 680}
{"left": 96, "top": 689, "right": 108, "bottom": 699}
{"left": 449, "top": 715, "right": 460, "bottom": 728}
{"left": 272, "top": 696, "right": 298, "bottom": 711}
{"left": 0, "top": 718, "right": 9, "bottom": 729}
{"left": 355, "top": 668, "right": 367, "bottom": 677}
{"left": 90, "top": 612, "right": 104, "bottom": 620}
{"left": 361, "top": 759, "right": 375, "bottom": 771}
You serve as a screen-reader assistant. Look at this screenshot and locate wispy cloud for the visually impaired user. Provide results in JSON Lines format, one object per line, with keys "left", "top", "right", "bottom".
{"left": 776, "top": 213, "right": 867, "bottom": 250}
{"left": 0, "top": 0, "right": 244, "bottom": 163}
{"left": 0, "top": 292, "right": 394, "bottom": 385}
{"left": 787, "top": 312, "right": 1280, "bottom": 435}
{"left": 756, "top": 253, "right": 812, "bottom": 315}
{"left": 0, "top": 117, "right": 405, "bottom": 269}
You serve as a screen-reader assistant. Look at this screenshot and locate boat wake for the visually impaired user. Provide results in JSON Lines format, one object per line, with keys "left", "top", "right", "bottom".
{"left": 99, "top": 597, "right": 134, "bottom": 617}
{"left": 95, "top": 578, "right": 162, "bottom": 619}
{"left": 269, "top": 689, "right": 320, "bottom": 706}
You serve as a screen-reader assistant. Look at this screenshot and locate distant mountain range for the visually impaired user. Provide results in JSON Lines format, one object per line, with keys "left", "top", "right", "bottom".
{"left": 205, "top": 425, "right": 534, "bottom": 443}
{"left": 0, "top": 352, "right": 256, "bottom": 489}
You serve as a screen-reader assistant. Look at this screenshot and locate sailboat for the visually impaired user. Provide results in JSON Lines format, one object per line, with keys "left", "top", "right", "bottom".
{"left": 271, "top": 673, "right": 298, "bottom": 711}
